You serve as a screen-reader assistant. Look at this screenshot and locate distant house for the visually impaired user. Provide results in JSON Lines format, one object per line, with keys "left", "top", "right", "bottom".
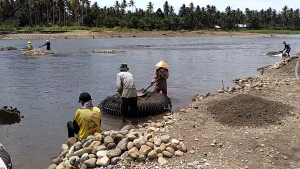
{"left": 236, "top": 24, "right": 247, "bottom": 28}
{"left": 214, "top": 25, "right": 221, "bottom": 29}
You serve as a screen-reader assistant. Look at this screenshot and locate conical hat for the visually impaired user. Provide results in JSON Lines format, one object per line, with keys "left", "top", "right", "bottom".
{"left": 155, "top": 60, "right": 169, "bottom": 68}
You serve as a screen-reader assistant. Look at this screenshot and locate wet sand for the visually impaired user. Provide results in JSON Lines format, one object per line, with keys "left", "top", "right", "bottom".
{"left": 0, "top": 30, "right": 259, "bottom": 40}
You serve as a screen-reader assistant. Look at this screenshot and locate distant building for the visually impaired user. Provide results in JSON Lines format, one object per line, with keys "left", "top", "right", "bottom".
{"left": 214, "top": 25, "right": 221, "bottom": 29}
{"left": 236, "top": 24, "right": 247, "bottom": 28}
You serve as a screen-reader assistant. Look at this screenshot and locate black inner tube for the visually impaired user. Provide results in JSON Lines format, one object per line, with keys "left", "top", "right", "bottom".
{"left": 99, "top": 91, "right": 172, "bottom": 117}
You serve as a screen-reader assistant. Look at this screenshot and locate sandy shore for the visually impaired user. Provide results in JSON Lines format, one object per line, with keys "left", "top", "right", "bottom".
{"left": 0, "top": 30, "right": 259, "bottom": 40}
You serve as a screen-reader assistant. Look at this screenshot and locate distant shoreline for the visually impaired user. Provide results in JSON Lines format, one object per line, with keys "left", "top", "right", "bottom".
{"left": 1, "top": 30, "right": 299, "bottom": 40}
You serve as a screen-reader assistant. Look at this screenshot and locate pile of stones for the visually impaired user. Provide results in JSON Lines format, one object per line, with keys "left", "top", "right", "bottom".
{"left": 0, "top": 46, "right": 18, "bottom": 51}
{"left": 92, "top": 49, "right": 126, "bottom": 54}
{"left": 21, "top": 49, "right": 52, "bottom": 56}
{"left": 48, "top": 114, "right": 187, "bottom": 169}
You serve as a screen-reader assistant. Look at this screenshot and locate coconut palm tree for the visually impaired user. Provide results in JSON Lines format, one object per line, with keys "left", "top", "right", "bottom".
{"left": 128, "top": 0, "right": 135, "bottom": 12}
{"left": 147, "top": 2, "right": 153, "bottom": 14}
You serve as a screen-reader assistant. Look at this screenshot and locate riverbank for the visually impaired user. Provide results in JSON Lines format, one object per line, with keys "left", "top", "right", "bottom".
{"left": 0, "top": 30, "right": 267, "bottom": 40}
{"left": 47, "top": 55, "right": 300, "bottom": 168}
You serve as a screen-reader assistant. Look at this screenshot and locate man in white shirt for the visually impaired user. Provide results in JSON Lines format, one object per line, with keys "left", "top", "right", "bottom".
{"left": 116, "top": 63, "right": 138, "bottom": 124}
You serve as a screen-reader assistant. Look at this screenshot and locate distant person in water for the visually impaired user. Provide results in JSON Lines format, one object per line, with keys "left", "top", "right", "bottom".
{"left": 67, "top": 92, "right": 102, "bottom": 141}
{"left": 39, "top": 40, "right": 51, "bottom": 50}
{"left": 0, "top": 143, "right": 12, "bottom": 169}
{"left": 281, "top": 41, "right": 291, "bottom": 59}
{"left": 27, "top": 41, "right": 33, "bottom": 51}
{"left": 151, "top": 60, "right": 169, "bottom": 95}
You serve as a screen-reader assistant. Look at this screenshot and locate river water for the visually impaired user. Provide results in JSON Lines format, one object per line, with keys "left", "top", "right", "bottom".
{"left": 0, "top": 35, "right": 299, "bottom": 168}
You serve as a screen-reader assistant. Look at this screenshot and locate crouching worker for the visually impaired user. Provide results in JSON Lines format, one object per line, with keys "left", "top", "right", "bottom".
{"left": 0, "top": 143, "right": 12, "bottom": 169}
{"left": 67, "top": 92, "right": 101, "bottom": 141}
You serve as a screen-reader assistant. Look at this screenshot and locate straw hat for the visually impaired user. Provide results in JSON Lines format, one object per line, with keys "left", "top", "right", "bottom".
{"left": 155, "top": 60, "right": 169, "bottom": 68}
{"left": 28, "top": 41, "right": 31, "bottom": 44}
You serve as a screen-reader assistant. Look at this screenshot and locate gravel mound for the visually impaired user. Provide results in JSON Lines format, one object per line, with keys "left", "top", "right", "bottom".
{"left": 207, "top": 94, "right": 292, "bottom": 127}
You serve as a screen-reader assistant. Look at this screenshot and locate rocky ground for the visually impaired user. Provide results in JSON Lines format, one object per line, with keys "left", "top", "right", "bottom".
{"left": 0, "top": 30, "right": 258, "bottom": 40}
{"left": 21, "top": 49, "right": 53, "bottom": 57}
{"left": 92, "top": 49, "right": 127, "bottom": 54}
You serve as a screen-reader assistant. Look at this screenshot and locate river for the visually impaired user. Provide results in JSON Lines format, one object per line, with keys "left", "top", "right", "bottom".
{"left": 0, "top": 34, "right": 298, "bottom": 168}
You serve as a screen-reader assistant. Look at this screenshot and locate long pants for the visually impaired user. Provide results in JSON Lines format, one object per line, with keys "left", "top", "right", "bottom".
{"left": 154, "top": 88, "right": 167, "bottom": 95}
{"left": 121, "top": 97, "right": 138, "bottom": 119}
{"left": 0, "top": 146, "right": 12, "bottom": 169}
{"left": 67, "top": 121, "right": 80, "bottom": 138}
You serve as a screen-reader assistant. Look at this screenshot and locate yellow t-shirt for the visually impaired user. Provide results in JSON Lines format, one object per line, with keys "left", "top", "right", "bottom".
{"left": 74, "top": 107, "right": 102, "bottom": 141}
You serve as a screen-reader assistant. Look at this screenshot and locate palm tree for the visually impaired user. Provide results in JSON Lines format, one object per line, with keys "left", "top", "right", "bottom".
{"left": 163, "top": 1, "right": 169, "bottom": 16}
{"left": 147, "top": 2, "right": 153, "bottom": 14}
{"left": 128, "top": 0, "right": 135, "bottom": 12}
{"left": 114, "top": 1, "right": 120, "bottom": 10}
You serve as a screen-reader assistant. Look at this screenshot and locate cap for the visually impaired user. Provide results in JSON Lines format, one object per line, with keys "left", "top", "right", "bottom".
{"left": 78, "top": 92, "right": 92, "bottom": 103}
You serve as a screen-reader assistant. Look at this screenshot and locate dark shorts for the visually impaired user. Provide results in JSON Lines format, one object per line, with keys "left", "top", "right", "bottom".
{"left": 286, "top": 48, "right": 291, "bottom": 53}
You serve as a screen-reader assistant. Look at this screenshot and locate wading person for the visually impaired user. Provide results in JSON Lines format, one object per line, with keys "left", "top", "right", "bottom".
{"left": 27, "top": 41, "right": 33, "bottom": 51}
{"left": 67, "top": 92, "right": 101, "bottom": 141}
{"left": 116, "top": 63, "right": 138, "bottom": 124}
{"left": 151, "top": 60, "right": 169, "bottom": 95}
{"left": 281, "top": 41, "right": 291, "bottom": 59}
{"left": 0, "top": 143, "right": 12, "bottom": 169}
{"left": 39, "top": 40, "right": 51, "bottom": 50}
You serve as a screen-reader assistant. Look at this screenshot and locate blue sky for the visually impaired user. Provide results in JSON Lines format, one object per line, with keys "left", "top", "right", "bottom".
{"left": 91, "top": 0, "right": 299, "bottom": 13}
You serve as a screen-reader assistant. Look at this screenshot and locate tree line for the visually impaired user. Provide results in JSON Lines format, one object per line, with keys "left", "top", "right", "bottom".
{"left": 0, "top": 0, "right": 299, "bottom": 30}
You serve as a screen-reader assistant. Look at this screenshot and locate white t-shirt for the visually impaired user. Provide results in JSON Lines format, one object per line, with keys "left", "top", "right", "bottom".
{"left": 0, "top": 158, "right": 7, "bottom": 169}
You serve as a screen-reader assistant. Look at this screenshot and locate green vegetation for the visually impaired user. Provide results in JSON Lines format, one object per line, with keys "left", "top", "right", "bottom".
{"left": 0, "top": 0, "right": 299, "bottom": 32}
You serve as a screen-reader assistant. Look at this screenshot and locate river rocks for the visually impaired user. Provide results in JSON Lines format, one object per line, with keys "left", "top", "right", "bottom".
{"left": 79, "top": 153, "right": 89, "bottom": 163}
{"left": 67, "top": 137, "right": 77, "bottom": 149}
{"left": 52, "top": 156, "right": 63, "bottom": 165}
{"left": 158, "top": 157, "right": 168, "bottom": 165}
{"left": 92, "top": 145, "right": 106, "bottom": 154}
{"left": 73, "top": 142, "right": 83, "bottom": 151}
{"left": 52, "top": 118, "right": 188, "bottom": 168}
{"left": 175, "top": 150, "right": 184, "bottom": 156}
{"left": 96, "top": 157, "right": 110, "bottom": 166}
{"left": 89, "top": 141, "right": 101, "bottom": 149}
{"left": 83, "top": 158, "right": 96, "bottom": 168}
{"left": 104, "top": 136, "right": 114, "bottom": 146}
{"left": 139, "top": 145, "right": 152, "bottom": 155}
{"left": 21, "top": 49, "right": 52, "bottom": 56}
{"left": 127, "top": 141, "right": 134, "bottom": 150}
{"left": 161, "top": 135, "right": 170, "bottom": 143}
{"left": 148, "top": 150, "right": 158, "bottom": 159}
{"left": 92, "top": 49, "right": 127, "bottom": 54}
{"left": 133, "top": 136, "right": 146, "bottom": 148}
{"left": 107, "top": 143, "right": 116, "bottom": 150}
{"left": 154, "top": 136, "right": 162, "bottom": 146}
{"left": 61, "top": 144, "right": 69, "bottom": 152}
{"left": 128, "top": 147, "right": 139, "bottom": 158}
{"left": 47, "top": 164, "right": 57, "bottom": 169}
{"left": 117, "top": 138, "right": 129, "bottom": 151}
{"left": 162, "top": 151, "right": 173, "bottom": 158}
{"left": 0, "top": 46, "right": 18, "bottom": 51}
{"left": 107, "top": 148, "right": 122, "bottom": 158}
{"left": 96, "top": 150, "right": 108, "bottom": 158}
{"left": 160, "top": 143, "right": 166, "bottom": 151}
{"left": 111, "top": 157, "right": 121, "bottom": 165}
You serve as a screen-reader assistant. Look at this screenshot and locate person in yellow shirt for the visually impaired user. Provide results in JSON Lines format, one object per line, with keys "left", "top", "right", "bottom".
{"left": 27, "top": 41, "right": 33, "bottom": 51}
{"left": 67, "top": 92, "right": 101, "bottom": 141}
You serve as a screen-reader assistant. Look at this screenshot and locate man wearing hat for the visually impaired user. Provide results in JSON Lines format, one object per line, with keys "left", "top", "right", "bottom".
{"left": 280, "top": 41, "right": 291, "bottom": 59}
{"left": 67, "top": 92, "right": 101, "bottom": 141}
{"left": 27, "top": 41, "right": 33, "bottom": 51}
{"left": 151, "top": 60, "right": 169, "bottom": 95}
{"left": 116, "top": 63, "right": 138, "bottom": 124}
{"left": 39, "top": 40, "right": 51, "bottom": 50}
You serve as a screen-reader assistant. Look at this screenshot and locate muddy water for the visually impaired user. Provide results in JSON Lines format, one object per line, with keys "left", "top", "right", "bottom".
{"left": 0, "top": 35, "right": 299, "bottom": 168}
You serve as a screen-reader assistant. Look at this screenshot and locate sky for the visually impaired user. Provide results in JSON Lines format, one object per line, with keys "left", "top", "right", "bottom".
{"left": 91, "top": 0, "right": 300, "bottom": 13}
